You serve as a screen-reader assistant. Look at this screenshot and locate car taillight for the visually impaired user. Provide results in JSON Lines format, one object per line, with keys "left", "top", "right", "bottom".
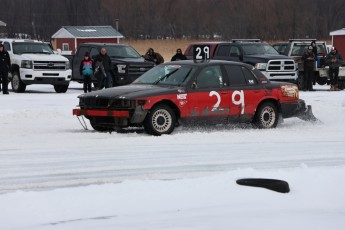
{"left": 281, "top": 85, "right": 299, "bottom": 99}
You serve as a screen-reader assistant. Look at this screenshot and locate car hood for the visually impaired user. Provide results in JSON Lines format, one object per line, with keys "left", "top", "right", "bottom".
{"left": 110, "top": 56, "right": 152, "bottom": 65}
{"left": 18, "top": 53, "right": 69, "bottom": 61}
{"left": 79, "top": 84, "right": 182, "bottom": 99}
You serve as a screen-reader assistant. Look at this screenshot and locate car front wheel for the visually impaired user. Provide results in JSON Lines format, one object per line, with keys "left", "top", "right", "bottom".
{"left": 254, "top": 102, "right": 279, "bottom": 129}
{"left": 11, "top": 71, "right": 26, "bottom": 93}
{"left": 144, "top": 104, "right": 176, "bottom": 136}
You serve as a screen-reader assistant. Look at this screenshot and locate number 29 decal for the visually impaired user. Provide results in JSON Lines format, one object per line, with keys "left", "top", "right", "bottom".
{"left": 193, "top": 45, "right": 210, "bottom": 62}
{"left": 209, "top": 90, "right": 245, "bottom": 114}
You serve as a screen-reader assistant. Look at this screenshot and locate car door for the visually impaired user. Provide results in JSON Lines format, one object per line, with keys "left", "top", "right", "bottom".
{"left": 73, "top": 46, "right": 89, "bottom": 82}
{"left": 186, "top": 65, "right": 230, "bottom": 122}
{"left": 223, "top": 64, "right": 264, "bottom": 121}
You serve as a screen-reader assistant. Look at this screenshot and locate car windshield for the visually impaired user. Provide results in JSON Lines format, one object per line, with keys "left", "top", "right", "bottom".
{"left": 106, "top": 46, "right": 141, "bottom": 58}
{"left": 12, "top": 42, "right": 54, "bottom": 54}
{"left": 291, "top": 43, "right": 327, "bottom": 56}
{"left": 133, "top": 64, "right": 195, "bottom": 86}
{"left": 242, "top": 44, "right": 279, "bottom": 55}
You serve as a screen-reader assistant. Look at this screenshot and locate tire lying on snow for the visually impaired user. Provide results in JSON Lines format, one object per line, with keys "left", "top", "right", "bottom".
{"left": 236, "top": 178, "right": 290, "bottom": 193}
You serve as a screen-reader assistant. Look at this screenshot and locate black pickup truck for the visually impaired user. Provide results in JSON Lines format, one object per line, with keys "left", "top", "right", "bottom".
{"left": 184, "top": 39, "right": 298, "bottom": 83}
{"left": 71, "top": 43, "right": 154, "bottom": 86}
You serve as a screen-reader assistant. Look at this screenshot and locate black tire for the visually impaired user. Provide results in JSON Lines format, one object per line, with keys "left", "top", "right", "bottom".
{"left": 11, "top": 71, "right": 26, "bottom": 93}
{"left": 236, "top": 178, "right": 290, "bottom": 193}
{"left": 316, "top": 76, "right": 328, "bottom": 85}
{"left": 296, "top": 72, "right": 304, "bottom": 90}
{"left": 54, "top": 84, "right": 69, "bottom": 93}
{"left": 143, "top": 104, "right": 176, "bottom": 136}
{"left": 254, "top": 102, "right": 279, "bottom": 129}
{"left": 89, "top": 117, "right": 114, "bottom": 132}
{"left": 337, "top": 81, "right": 345, "bottom": 90}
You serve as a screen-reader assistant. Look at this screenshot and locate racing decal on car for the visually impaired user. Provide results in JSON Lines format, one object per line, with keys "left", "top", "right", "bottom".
{"left": 232, "top": 90, "right": 245, "bottom": 114}
{"left": 209, "top": 91, "right": 221, "bottom": 112}
{"left": 177, "top": 93, "right": 187, "bottom": 100}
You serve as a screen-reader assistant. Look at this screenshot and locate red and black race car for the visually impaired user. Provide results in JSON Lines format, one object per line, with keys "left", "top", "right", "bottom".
{"left": 73, "top": 60, "right": 316, "bottom": 135}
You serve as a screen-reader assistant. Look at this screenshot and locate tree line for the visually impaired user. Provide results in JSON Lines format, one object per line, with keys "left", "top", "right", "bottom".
{"left": 1, "top": 0, "right": 344, "bottom": 41}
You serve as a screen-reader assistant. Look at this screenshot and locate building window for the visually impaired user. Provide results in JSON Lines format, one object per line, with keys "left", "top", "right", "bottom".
{"left": 62, "top": 43, "right": 69, "bottom": 51}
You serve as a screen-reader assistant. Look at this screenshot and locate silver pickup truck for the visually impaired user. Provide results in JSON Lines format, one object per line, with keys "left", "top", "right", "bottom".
{"left": 273, "top": 39, "right": 345, "bottom": 90}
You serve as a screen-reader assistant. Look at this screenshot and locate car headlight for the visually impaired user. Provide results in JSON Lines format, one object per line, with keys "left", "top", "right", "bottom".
{"left": 65, "top": 61, "right": 70, "bottom": 69}
{"left": 255, "top": 63, "right": 267, "bottom": 70}
{"left": 281, "top": 85, "right": 299, "bottom": 99}
{"left": 117, "top": 64, "right": 127, "bottom": 74}
{"left": 21, "top": 60, "right": 33, "bottom": 69}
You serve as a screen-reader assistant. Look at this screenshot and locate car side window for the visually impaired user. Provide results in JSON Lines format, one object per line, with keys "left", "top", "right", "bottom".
{"left": 196, "top": 65, "right": 223, "bottom": 88}
{"left": 229, "top": 46, "right": 240, "bottom": 57}
{"left": 4, "top": 42, "right": 11, "bottom": 51}
{"left": 224, "top": 65, "right": 246, "bottom": 85}
{"left": 242, "top": 67, "right": 258, "bottom": 85}
{"left": 217, "top": 45, "right": 230, "bottom": 56}
{"left": 77, "top": 47, "right": 88, "bottom": 58}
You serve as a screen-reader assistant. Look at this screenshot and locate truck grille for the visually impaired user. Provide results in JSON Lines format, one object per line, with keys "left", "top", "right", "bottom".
{"left": 33, "top": 61, "right": 67, "bottom": 70}
{"left": 267, "top": 60, "right": 295, "bottom": 71}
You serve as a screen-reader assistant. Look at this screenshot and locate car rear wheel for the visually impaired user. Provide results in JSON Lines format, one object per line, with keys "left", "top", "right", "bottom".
{"left": 11, "top": 71, "right": 26, "bottom": 93}
{"left": 296, "top": 72, "right": 304, "bottom": 90}
{"left": 144, "top": 104, "right": 176, "bottom": 136}
{"left": 254, "top": 102, "right": 278, "bottom": 129}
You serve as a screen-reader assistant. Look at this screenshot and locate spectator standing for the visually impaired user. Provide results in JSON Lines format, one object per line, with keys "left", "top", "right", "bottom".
{"left": 0, "top": 43, "right": 11, "bottom": 94}
{"left": 94, "top": 48, "right": 113, "bottom": 88}
{"left": 144, "top": 48, "right": 164, "bottom": 65}
{"left": 301, "top": 46, "right": 316, "bottom": 91}
{"left": 325, "top": 47, "right": 343, "bottom": 91}
{"left": 310, "top": 41, "right": 318, "bottom": 85}
{"left": 171, "top": 48, "right": 187, "bottom": 61}
{"left": 79, "top": 52, "right": 94, "bottom": 93}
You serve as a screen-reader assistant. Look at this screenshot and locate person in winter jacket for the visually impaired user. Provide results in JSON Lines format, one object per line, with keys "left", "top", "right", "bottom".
{"left": 310, "top": 41, "right": 318, "bottom": 85}
{"left": 93, "top": 48, "right": 113, "bottom": 89}
{"left": 79, "top": 52, "right": 94, "bottom": 93}
{"left": 325, "top": 47, "right": 343, "bottom": 91}
{"left": 0, "top": 43, "right": 11, "bottom": 94}
{"left": 144, "top": 48, "right": 164, "bottom": 65}
{"left": 301, "top": 45, "right": 316, "bottom": 91}
{"left": 171, "top": 48, "right": 187, "bottom": 61}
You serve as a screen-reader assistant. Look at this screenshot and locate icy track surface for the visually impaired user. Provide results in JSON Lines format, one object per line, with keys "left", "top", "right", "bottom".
{"left": 0, "top": 83, "right": 344, "bottom": 194}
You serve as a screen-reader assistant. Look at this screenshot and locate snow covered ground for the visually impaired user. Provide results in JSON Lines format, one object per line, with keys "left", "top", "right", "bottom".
{"left": 0, "top": 82, "right": 345, "bottom": 230}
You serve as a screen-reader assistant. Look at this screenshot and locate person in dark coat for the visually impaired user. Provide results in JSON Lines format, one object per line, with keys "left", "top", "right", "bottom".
{"left": 79, "top": 52, "right": 94, "bottom": 93}
{"left": 144, "top": 48, "right": 164, "bottom": 65}
{"left": 94, "top": 48, "right": 113, "bottom": 89}
{"left": 301, "top": 45, "right": 316, "bottom": 91}
{"left": 171, "top": 48, "right": 187, "bottom": 61}
{"left": 310, "top": 41, "right": 318, "bottom": 85}
{"left": 0, "top": 43, "right": 11, "bottom": 94}
{"left": 325, "top": 47, "right": 343, "bottom": 91}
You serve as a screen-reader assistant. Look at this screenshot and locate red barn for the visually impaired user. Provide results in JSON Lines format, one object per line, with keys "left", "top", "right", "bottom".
{"left": 330, "top": 28, "right": 345, "bottom": 56}
{"left": 51, "top": 26, "right": 124, "bottom": 54}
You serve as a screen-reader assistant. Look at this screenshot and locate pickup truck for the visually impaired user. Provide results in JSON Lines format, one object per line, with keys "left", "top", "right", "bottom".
{"left": 184, "top": 39, "right": 298, "bottom": 83}
{"left": 0, "top": 39, "right": 71, "bottom": 93}
{"left": 71, "top": 43, "right": 155, "bottom": 87}
{"left": 272, "top": 39, "right": 345, "bottom": 90}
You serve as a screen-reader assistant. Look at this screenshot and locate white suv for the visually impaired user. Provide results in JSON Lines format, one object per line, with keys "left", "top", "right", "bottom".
{"left": 0, "top": 39, "right": 72, "bottom": 93}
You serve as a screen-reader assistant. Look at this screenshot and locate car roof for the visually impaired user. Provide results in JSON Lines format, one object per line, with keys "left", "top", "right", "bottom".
{"left": 163, "top": 59, "right": 254, "bottom": 68}
{"left": 79, "top": 43, "right": 130, "bottom": 47}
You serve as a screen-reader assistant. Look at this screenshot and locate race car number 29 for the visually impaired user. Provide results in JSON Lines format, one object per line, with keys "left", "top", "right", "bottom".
{"left": 193, "top": 45, "right": 210, "bottom": 62}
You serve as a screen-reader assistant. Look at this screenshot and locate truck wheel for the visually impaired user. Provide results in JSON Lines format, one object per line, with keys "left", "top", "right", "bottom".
{"left": 316, "top": 77, "right": 327, "bottom": 85}
{"left": 254, "top": 102, "right": 278, "bottom": 129}
{"left": 144, "top": 104, "right": 176, "bottom": 136}
{"left": 54, "top": 84, "right": 69, "bottom": 93}
{"left": 296, "top": 73, "right": 304, "bottom": 90}
{"left": 11, "top": 71, "right": 26, "bottom": 93}
{"left": 337, "top": 81, "right": 345, "bottom": 90}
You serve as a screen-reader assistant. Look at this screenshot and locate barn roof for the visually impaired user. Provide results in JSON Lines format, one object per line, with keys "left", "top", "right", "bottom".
{"left": 52, "top": 26, "right": 124, "bottom": 39}
{"left": 330, "top": 28, "right": 345, "bottom": 36}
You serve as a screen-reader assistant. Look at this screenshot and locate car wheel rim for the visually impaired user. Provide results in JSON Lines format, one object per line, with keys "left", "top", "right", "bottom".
{"left": 13, "top": 75, "right": 19, "bottom": 90}
{"left": 152, "top": 109, "right": 172, "bottom": 133}
{"left": 260, "top": 106, "right": 275, "bottom": 127}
